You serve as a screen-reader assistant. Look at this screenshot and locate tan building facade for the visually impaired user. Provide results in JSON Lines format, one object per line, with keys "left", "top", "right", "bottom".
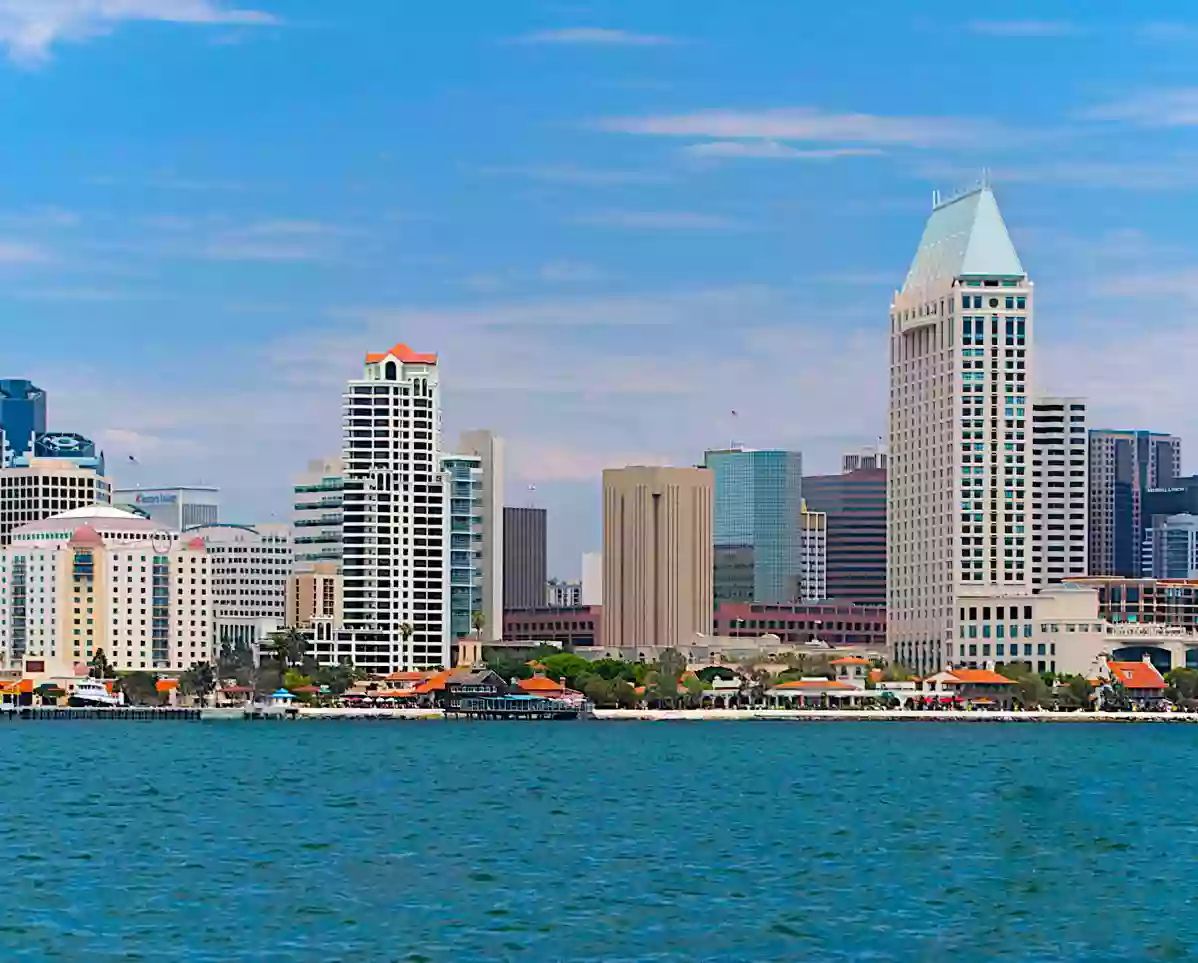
{"left": 602, "top": 466, "right": 713, "bottom": 649}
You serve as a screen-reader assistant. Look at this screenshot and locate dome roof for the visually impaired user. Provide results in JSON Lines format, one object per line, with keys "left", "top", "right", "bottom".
{"left": 12, "top": 503, "right": 166, "bottom": 538}
{"left": 55, "top": 505, "right": 145, "bottom": 520}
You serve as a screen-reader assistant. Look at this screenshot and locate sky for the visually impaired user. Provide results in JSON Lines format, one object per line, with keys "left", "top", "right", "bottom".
{"left": 4, "top": 1, "right": 1198, "bottom": 576}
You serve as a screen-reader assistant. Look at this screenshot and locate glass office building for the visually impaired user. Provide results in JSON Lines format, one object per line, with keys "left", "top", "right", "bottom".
{"left": 704, "top": 448, "right": 803, "bottom": 605}
{"left": 0, "top": 380, "right": 47, "bottom": 466}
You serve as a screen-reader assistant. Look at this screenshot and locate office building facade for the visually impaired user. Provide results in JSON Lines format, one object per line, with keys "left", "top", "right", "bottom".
{"left": 546, "top": 579, "right": 582, "bottom": 607}
{"left": 1142, "top": 515, "right": 1198, "bottom": 580}
{"left": 803, "top": 467, "right": 887, "bottom": 606}
{"left": 1088, "top": 430, "right": 1182, "bottom": 577}
{"left": 292, "top": 457, "right": 343, "bottom": 570}
{"left": 798, "top": 506, "right": 827, "bottom": 601}
{"left": 703, "top": 448, "right": 803, "bottom": 605}
{"left": 602, "top": 466, "right": 713, "bottom": 649}
{"left": 453, "top": 430, "right": 504, "bottom": 638}
{"left": 0, "top": 458, "right": 113, "bottom": 547}
{"left": 1030, "top": 397, "right": 1087, "bottom": 589}
{"left": 503, "top": 507, "right": 546, "bottom": 610}
{"left": 114, "top": 487, "right": 219, "bottom": 532}
{"left": 334, "top": 344, "right": 449, "bottom": 673}
{"left": 842, "top": 448, "right": 888, "bottom": 473}
{"left": 888, "top": 186, "right": 1034, "bottom": 674}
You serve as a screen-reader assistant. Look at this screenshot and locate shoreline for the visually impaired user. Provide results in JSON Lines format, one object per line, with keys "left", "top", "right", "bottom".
{"left": 200, "top": 707, "right": 1198, "bottom": 723}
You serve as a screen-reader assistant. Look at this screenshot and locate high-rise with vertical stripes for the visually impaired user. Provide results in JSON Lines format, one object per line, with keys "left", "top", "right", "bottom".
{"left": 888, "top": 186, "right": 1034, "bottom": 674}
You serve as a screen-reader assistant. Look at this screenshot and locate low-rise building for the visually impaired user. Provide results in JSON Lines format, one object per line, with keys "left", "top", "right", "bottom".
{"left": 503, "top": 605, "right": 600, "bottom": 648}
{"left": 713, "top": 601, "right": 886, "bottom": 648}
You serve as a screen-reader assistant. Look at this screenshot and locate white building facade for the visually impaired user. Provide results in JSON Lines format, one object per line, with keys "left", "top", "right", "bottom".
{"left": 546, "top": 579, "right": 583, "bottom": 607}
{"left": 114, "top": 487, "right": 219, "bottom": 532}
{"left": 188, "top": 523, "right": 291, "bottom": 654}
{"left": 1031, "top": 397, "right": 1088, "bottom": 590}
{"left": 889, "top": 186, "right": 1034, "bottom": 674}
{"left": 798, "top": 507, "right": 827, "bottom": 601}
{"left": 0, "top": 458, "right": 113, "bottom": 546}
{"left": 335, "top": 344, "right": 450, "bottom": 673}
{"left": 0, "top": 506, "right": 212, "bottom": 677}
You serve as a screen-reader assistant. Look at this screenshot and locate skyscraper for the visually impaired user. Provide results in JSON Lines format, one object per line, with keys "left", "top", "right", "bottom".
{"left": 1088, "top": 430, "right": 1182, "bottom": 577}
{"left": 0, "top": 379, "right": 47, "bottom": 466}
{"left": 798, "top": 504, "right": 827, "bottom": 601}
{"left": 703, "top": 448, "right": 803, "bottom": 604}
{"left": 454, "top": 430, "right": 504, "bottom": 637}
{"left": 503, "top": 507, "right": 546, "bottom": 609}
{"left": 336, "top": 344, "right": 449, "bottom": 673}
{"left": 292, "top": 457, "right": 344, "bottom": 570}
{"left": 803, "top": 466, "right": 887, "bottom": 606}
{"left": 602, "top": 466, "right": 713, "bottom": 650}
{"left": 889, "top": 186, "right": 1033, "bottom": 673}
{"left": 1030, "top": 397, "right": 1087, "bottom": 589}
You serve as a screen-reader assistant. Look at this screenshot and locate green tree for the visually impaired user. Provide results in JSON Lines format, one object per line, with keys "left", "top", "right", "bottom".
{"left": 655, "top": 648, "right": 687, "bottom": 682}
{"left": 541, "top": 652, "right": 592, "bottom": 687}
{"left": 114, "top": 671, "right": 158, "bottom": 706}
{"left": 997, "top": 662, "right": 1050, "bottom": 708}
{"left": 267, "top": 628, "right": 309, "bottom": 673}
{"left": 1165, "top": 667, "right": 1198, "bottom": 704}
{"left": 218, "top": 639, "right": 256, "bottom": 687}
{"left": 179, "top": 662, "right": 217, "bottom": 707}
{"left": 1063, "top": 674, "right": 1094, "bottom": 710}
{"left": 612, "top": 679, "right": 639, "bottom": 708}
{"left": 882, "top": 664, "right": 914, "bottom": 683}
{"left": 682, "top": 675, "right": 707, "bottom": 708}
{"left": 88, "top": 648, "right": 115, "bottom": 680}
{"left": 582, "top": 675, "right": 614, "bottom": 707}
{"left": 470, "top": 611, "right": 486, "bottom": 641}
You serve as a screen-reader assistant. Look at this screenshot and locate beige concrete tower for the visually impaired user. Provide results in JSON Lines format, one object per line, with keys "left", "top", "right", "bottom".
{"left": 602, "top": 466, "right": 713, "bottom": 649}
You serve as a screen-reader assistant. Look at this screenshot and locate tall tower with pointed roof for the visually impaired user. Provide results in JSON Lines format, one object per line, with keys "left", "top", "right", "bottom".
{"left": 888, "top": 186, "right": 1034, "bottom": 674}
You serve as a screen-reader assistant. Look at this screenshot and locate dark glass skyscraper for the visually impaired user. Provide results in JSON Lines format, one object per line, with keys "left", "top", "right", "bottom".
{"left": 803, "top": 467, "right": 887, "bottom": 606}
{"left": 0, "top": 379, "right": 47, "bottom": 465}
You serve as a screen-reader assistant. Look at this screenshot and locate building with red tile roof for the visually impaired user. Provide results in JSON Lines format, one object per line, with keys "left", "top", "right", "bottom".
{"left": 1105, "top": 659, "right": 1166, "bottom": 692}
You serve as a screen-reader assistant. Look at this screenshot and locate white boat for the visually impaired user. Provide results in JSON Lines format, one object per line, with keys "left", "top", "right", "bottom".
{"left": 68, "top": 679, "right": 122, "bottom": 708}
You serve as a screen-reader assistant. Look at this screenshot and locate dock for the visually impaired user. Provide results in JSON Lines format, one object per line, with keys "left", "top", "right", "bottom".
{"left": 1, "top": 706, "right": 201, "bottom": 721}
{"left": 443, "top": 695, "right": 590, "bottom": 720}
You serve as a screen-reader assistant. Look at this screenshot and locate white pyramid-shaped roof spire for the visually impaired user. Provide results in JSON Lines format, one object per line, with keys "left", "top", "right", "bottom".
{"left": 901, "top": 186, "right": 1024, "bottom": 294}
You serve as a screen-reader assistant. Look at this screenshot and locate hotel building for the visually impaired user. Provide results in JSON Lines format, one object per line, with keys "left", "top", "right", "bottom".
{"left": 0, "top": 506, "right": 211, "bottom": 677}
{"left": 888, "top": 186, "right": 1034, "bottom": 674}
{"left": 292, "top": 456, "right": 344, "bottom": 570}
{"left": 1030, "top": 397, "right": 1087, "bottom": 589}
{"left": 0, "top": 458, "right": 113, "bottom": 546}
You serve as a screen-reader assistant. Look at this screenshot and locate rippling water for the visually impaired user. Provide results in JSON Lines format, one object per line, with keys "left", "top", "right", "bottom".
{"left": 0, "top": 720, "right": 1194, "bottom": 962}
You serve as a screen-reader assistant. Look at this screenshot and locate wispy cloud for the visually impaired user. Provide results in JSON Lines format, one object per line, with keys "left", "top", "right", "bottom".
{"left": 1082, "top": 88, "right": 1198, "bottom": 126}
{"left": 572, "top": 209, "right": 750, "bottom": 231}
{"left": 511, "top": 26, "right": 678, "bottom": 46}
{"left": 0, "top": 0, "right": 279, "bottom": 65}
{"left": 1137, "top": 22, "right": 1198, "bottom": 42}
{"left": 201, "top": 219, "right": 344, "bottom": 262}
{"left": 0, "top": 239, "right": 49, "bottom": 263}
{"left": 477, "top": 164, "right": 668, "bottom": 185}
{"left": 966, "top": 20, "right": 1079, "bottom": 37}
{"left": 682, "top": 140, "right": 883, "bottom": 160}
{"left": 596, "top": 107, "right": 994, "bottom": 148}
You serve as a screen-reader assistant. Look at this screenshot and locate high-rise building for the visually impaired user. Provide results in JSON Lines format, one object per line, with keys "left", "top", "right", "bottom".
{"left": 581, "top": 551, "right": 602, "bottom": 605}
{"left": 1142, "top": 514, "right": 1198, "bottom": 579}
{"left": 113, "top": 486, "right": 220, "bottom": 532}
{"left": 0, "top": 506, "right": 211, "bottom": 676}
{"left": 1088, "top": 430, "right": 1182, "bottom": 577}
{"left": 798, "top": 505, "right": 827, "bottom": 601}
{"left": 602, "top": 466, "right": 713, "bottom": 649}
{"left": 336, "top": 344, "right": 449, "bottom": 673}
{"left": 888, "top": 186, "right": 1033, "bottom": 674}
{"left": 0, "top": 458, "right": 113, "bottom": 546}
{"left": 546, "top": 578, "right": 582, "bottom": 607}
{"left": 0, "top": 379, "right": 47, "bottom": 466}
{"left": 803, "top": 467, "right": 887, "bottom": 606}
{"left": 288, "top": 562, "right": 343, "bottom": 652}
{"left": 1030, "top": 397, "right": 1088, "bottom": 589}
{"left": 292, "top": 457, "right": 344, "bottom": 570}
{"left": 454, "top": 430, "right": 504, "bottom": 637}
{"left": 842, "top": 447, "right": 889, "bottom": 472}
{"left": 503, "top": 507, "right": 546, "bottom": 609}
{"left": 703, "top": 448, "right": 803, "bottom": 604}
{"left": 188, "top": 523, "right": 291, "bottom": 653}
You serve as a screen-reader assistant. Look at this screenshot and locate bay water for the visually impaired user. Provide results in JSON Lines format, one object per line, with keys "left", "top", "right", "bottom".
{"left": 0, "top": 720, "right": 1193, "bottom": 962}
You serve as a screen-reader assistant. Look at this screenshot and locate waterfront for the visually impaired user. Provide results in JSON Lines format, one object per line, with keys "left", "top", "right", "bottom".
{"left": 1, "top": 724, "right": 1196, "bottom": 961}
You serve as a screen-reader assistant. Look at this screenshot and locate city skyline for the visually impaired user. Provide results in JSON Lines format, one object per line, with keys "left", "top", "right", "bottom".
{"left": 3, "top": 1, "right": 1198, "bottom": 573}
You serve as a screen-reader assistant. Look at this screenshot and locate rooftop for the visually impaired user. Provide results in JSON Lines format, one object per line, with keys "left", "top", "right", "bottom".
{"left": 902, "top": 186, "right": 1024, "bottom": 294}
{"left": 365, "top": 343, "right": 437, "bottom": 365}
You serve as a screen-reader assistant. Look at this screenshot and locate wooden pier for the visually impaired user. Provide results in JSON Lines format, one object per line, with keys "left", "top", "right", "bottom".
{"left": 1, "top": 706, "right": 201, "bottom": 721}
{"left": 443, "top": 695, "right": 589, "bottom": 721}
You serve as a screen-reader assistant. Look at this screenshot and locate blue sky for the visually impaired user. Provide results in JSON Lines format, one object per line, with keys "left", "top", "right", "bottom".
{"left": 4, "top": 1, "right": 1198, "bottom": 575}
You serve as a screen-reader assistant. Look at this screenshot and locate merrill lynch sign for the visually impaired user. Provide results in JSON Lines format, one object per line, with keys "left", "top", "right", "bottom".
{"left": 135, "top": 493, "right": 178, "bottom": 505}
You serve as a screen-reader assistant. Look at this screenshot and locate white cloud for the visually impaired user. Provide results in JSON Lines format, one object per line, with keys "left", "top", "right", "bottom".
{"left": 966, "top": 20, "right": 1079, "bottom": 37}
{"left": 1082, "top": 88, "right": 1198, "bottom": 126}
{"left": 596, "top": 107, "right": 994, "bottom": 148}
{"left": 682, "top": 140, "right": 883, "bottom": 160}
{"left": 572, "top": 209, "right": 750, "bottom": 231}
{"left": 511, "top": 27, "right": 677, "bottom": 46}
{"left": 0, "top": 0, "right": 278, "bottom": 64}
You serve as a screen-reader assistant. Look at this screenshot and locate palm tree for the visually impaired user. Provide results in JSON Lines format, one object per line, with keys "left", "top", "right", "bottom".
{"left": 88, "top": 648, "right": 114, "bottom": 680}
{"left": 470, "top": 611, "right": 486, "bottom": 641}
{"left": 266, "top": 628, "right": 308, "bottom": 675}
{"left": 178, "top": 661, "right": 217, "bottom": 707}
{"left": 400, "top": 622, "right": 414, "bottom": 646}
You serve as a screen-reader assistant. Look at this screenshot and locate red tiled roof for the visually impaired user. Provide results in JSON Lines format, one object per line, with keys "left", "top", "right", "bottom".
{"left": 413, "top": 669, "right": 455, "bottom": 694}
{"left": 384, "top": 671, "right": 425, "bottom": 682}
{"left": 1106, "top": 660, "right": 1166, "bottom": 690}
{"left": 365, "top": 344, "right": 437, "bottom": 365}
{"left": 946, "top": 668, "right": 1012, "bottom": 686}
{"left": 830, "top": 656, "right": 870, "bottom": 665}
{"left": 773, "top": 679, "right": 857, "bottom": 691}
{"left": 519, "top": 676, "right": 565, "bottom": 693}
{"left": 155, "top": 679, "right": 179, "bottom": 692}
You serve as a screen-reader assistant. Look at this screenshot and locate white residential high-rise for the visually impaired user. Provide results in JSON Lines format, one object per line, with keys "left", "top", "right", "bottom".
{"left": 798, "top": 506, "right": 827, "bottom": 601}
{"left": 0, "top": 458, "right": 113, "bottom": 546}
{"left": 335, "top": 344, "right": 449, "bottom": 673}
{"left": 454, "top": 429, "right": 504, "bottom": 637}
{"left": 888, "top": 186, "right": 1034, "bottom": 674}
{"left": 1030, "top": 397, "right": 1087, "bottom": 589}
